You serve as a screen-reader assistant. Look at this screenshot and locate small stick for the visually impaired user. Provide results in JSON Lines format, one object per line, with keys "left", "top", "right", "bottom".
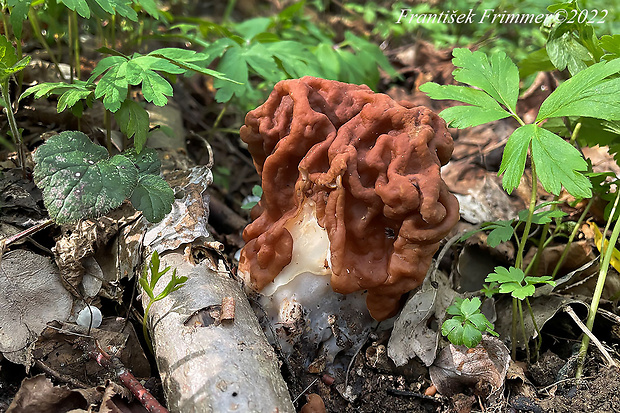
{"left": 1, "top": 219, "right": 53, "bottom": 247}
{"left": 81, "top": 339, "right": 169, "bottom": 413}
{"left": 220, "top": 296, "right": 235, "bottom": 323}
{"left": 563, "top": 306, "right": 618, "bottom": 368}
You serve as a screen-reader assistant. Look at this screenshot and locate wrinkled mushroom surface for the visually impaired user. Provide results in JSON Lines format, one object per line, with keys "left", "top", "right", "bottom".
{"left": 239, "top": 76, "right": 459, "bottom": 320}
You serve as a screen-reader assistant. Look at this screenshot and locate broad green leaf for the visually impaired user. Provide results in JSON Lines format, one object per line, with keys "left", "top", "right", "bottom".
{"left": 462, "top": 324, "right": 482, "bottom": 348}
{"left": 469, "top": 313, "right": 492, "bottom": 331}
{"left": 531, "top": 126, "right": 591, "bottom": 197}
{"left": 547, "top": 30, "right": 591, "bottom": 75}
{"left": 58, "top": 88, "right": 93, "bottom": 112}
{"left": 486, "top": 266, "right": 525, "bottom": 284}
{"left": 214, "top": 46, "right": 248, "bottom": 103}
{"left": 139, "top": 69, "right": 172, "bottom": 106}
{"left": 344, "top": 32, "right": 399, "bottom": 80}
{"left": 33, "top": 131, "right": 138, "bottom": 223}
{"left": 419, "top": 83, "right": 511, "bottom": 128}
{"left": 94, "top": 63, "right": 129, "bottom": 112}
{"left": 122, "top": 147, "right": 161, "bottom": 175}
{"left": 7, "top": 0, "right": 32, "bottom": 38}
{"left": 135, "top": 0, "right": 159, "bottom": 18}
{"left": 518, "top": 48, "right": 555, "bottom": 79}
{"left": 498, "top": 125, "right": 533, "bottom": 194}
{"left": 459, "top": 297, "right": 481, "bottom": 317}
{"left": 537, "top": 59, "right": 620, "bottom": 122}
{"left": 600, "top": 35, "right": 620, "bottom": 61}
{"left": 517, "top": 208, "right": 567, "bottom": 225}
{"left": 500, "top": 283, "right": 535, "bottom": 300}
{"left": 130, "top": 174, "right": 174, "bottom": 223}
{"left": 451, "top": 48, "right": 519, "bottom": 113}
{"left": 58, "top": 0, "right": 90, "bottom": 18}
{"left": 486, "top": 221, "right": 514, "bottom": 247}
{"left": 114, "top": 100, "right": 150, "bottom": 152}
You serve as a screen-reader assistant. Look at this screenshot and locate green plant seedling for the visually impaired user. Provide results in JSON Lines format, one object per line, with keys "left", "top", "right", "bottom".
{"left": 139, "top": 250, "right": 188, "bottom": 351}
{"left": 0, "top": 34, "right": 30, "bottom": 172}
{"left": 33, "top": 131, "right": 174, "bottom": 223}
{"left": 240, "top": 185, "right": 262, "bottom": 210}
{"left": 441, "top": 297, "right": 498, "bottom": 349}
{"left": 485, "top": 266, "right": 555, "bottom": 359}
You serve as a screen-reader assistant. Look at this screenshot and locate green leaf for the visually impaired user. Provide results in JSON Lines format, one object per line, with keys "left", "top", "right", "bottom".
{"left": 58, "top": 87, "right": 93, "bottom": 112}
{"left": 94, "top": 62, "right": 129, "bottom": 112}
{"left": 7, "top": 0, "right": 32, "bottom": 38}
{"left": 600, "top": 35, "right": 620, "bottom": 61}
{"left": 139, "top": 276, "right": 154, "bottom": 299}
{"left": 58, "top": 0, "right": 90, "bottom": 18}
{"left": 139, "top": 69, "right": 172, "bottom": 106}
{"left": 501, "top": 283, "right": 535, "bottom": 300}
{"left": 486, "top": 266, "right": 525, "bottom": 285}
{"left": 130, "top": 174, "right": 174, "bottom": 223}
{"left": 122, "top": 147, "right": 160, "bottom": 175}
{"left": 525, "top": 275, "right": 556, "bottom": 287}
{"left": 498, "top": 125, "right": 533, "bottom": 194}
{"left": 251, "top": 185, "right": 263, "bottom": 197}
{"left": 462, "top": 324, "right": 483, "bottom": 348}
{"left": 419, "top": 83, "right": 511, "bottom": 128}
{"left": 537, "top": 59, "right": 620, "bottom": 122}
{"left": 519, "top": 48, "right": 555, "bottom": 79}
{"left": 33, "top": 131, "right": 138, "bottom": 223}
{"left": 459, "top": 297, "right": 482, "bottom": 317}
{"left": 451, "top": 48, "right": 519, "bottom": 112}
{"left": 547, "top": 31, "right": 591, "bottom": 75}
{"left": 485, "top": 220, "right": 515, "bottom": 247}
{"left": 135, "top": 0, "right": 159, "bottom": 18}
{"left": 114, "top": 100, "right": 150, "bottom": 152}
{"left": 530, "top": 126, "right": 591, "bottom": 198}
{"left": 214, "top": 46, "right": 248, "bottom": 103}
{"left": 517, "top": 208, "right": 567, "bottom": 225}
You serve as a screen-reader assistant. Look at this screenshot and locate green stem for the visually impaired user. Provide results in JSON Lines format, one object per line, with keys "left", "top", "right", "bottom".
{"left": 511, "top": 297, "right": 518, "bottom": 359}
{"left": 104, "top": 109, "right": 112, "bottom": 153}
{"left": 526, "top": 297, "right": 542, "bottom": 361}
{"left": 575, "top": 189, "right": 620, "bottom": 378}
{"left": 1, "top": 82, "right": 27, "bottom": 176}
{"left": 551, "top": 197, "right": 594, "bottom": 279}
{"left": 516, "top": 154, "right": 538, "bottom": 271}
{"left": 518, "top": 299, "right": 530, "bottom": 362}
{"left": 71, "top": 11, "right": 80, "bottom": 79}
{"left": 142, "top": 300, "right": 154, "bottom": 353}
{"left": 28, "top": 8, "right": 65, "bottom": 80}
{"left": 223, "top": 0, "right": 237, "bottom": 23}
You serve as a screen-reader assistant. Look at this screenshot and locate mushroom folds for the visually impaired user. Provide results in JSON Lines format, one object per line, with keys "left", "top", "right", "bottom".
{"left": 238, "top": 76, "right": 459, "bottom": 321}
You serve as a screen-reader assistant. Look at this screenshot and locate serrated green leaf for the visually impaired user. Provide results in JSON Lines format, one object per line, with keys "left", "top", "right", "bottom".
{"left": 130, "top": 174, "right": 174, "bottom": 223}
{"left": 451, "top": 48, "right": 519, "bottom": 113}
{"left": 537, "top": 59, "right": 620, "bottom": 122}
{"left": 459, "top": 297, "right": 481, "bottom": 317}
{"left": 122, "top": 147, "right": 160, "bottom": 175}
{"left": 462, "top": 324, "right": 482, "bottom": 348}
{"left": 139, "top": 69, "right": 172, "bottom": 106}
{"left": 139, "top": 276, "right": 154, "bottom": 299}
{"left": 517, "top": 208, "right": 567, "bottom": 225}
{"left": 94, "top": 63, "right": 129, "bottom": 112}
{"left": 486, "top": 221, "right": 515, "bottom": 247}
{"left": 531, "top": 126, "right": 591, "bottom": 198}
{"left": 468, "top": 313, "right": 491, "bottom": 331}
{"left": 502, "top": 283, "right": 535, "bottom": 300}
{"left": 600, "top": 35, "right": 620, "bottom": 61}
{"left": 525, "top": 276, "right": 556, "bottom": 286}
{"left": 115, "top": 100, "right": 150, "bottom": 152}
{"left": 7, "top": 0, "right": 32, "bottom": 38}
{"left": 58, "top": 88, "right": 93, "bottom": 112}
{"left": 419, "top": 82, "right": 511, "bottom": 128}
{"left": 442, "top": 318, "right": 462, "bottom": 337}
{"left": 214, "top": 46, "right": 248, "bottom": 103}
{"left": 33, "top": 131, "right": 138, "bottom": 223}
{"left": 498, "top": 125, "right": 533, "bottom": 194}
{"left": 486, "top": 266, "right": 525, "bottom": 284}
{"left": 58, "top": 0, "right": 90, "bottom": 18}
{"left": 547, "top": 31, "right": 591, "bottom": 75}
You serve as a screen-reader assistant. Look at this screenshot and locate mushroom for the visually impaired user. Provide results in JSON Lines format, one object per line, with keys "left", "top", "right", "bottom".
{"left": 238, "top": 76, "right": 459, "bottom": 361}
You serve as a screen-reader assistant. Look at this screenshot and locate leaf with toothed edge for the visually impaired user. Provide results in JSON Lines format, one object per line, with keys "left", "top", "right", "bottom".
{"left": 33, "top": 131, "right": 138, "bottom": 223}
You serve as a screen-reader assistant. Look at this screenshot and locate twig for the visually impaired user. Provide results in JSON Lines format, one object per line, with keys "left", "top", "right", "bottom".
{"left": 536, "top": 375, "right": 595, "bottom": 393}
{"left": 563, "top": 306, "right": 618, "bottom": 368}
{"left": 292, "top": 377, "right": 319, "bottom": 404}
{"left": 80, "top": 339, "right": 169, "bottom": 413}
{"left": 0, "top": 219, "right": 53, "bottom": 248}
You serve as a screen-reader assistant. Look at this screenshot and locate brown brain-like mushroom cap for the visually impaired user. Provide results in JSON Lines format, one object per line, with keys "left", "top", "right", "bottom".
{"left": 238, "top": 76, "right": 460, "bottom": 321}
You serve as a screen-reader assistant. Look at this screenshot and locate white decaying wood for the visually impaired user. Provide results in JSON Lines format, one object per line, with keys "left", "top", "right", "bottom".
{"left": 138, "top": 166, "right": 294, "bottom": 413}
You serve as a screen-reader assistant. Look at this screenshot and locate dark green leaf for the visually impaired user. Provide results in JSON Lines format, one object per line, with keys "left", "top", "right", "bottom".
{"left": 498, "top": 125, "right": 533, "bottom": 194}
{"left": 419, "top": 83, "right": 511, "bottom": 128}
{"left": 531, "top": 126, "right": 591, "bottom": 197}
{"left": 451, "top": 48, "right": 519, "bottom": 112}
{"left": 600, "top": 35, "right": 620, "bottom": 61}
{"left": 33, "top": 131, "right": 138, "bottom": 223}
{"left": 7, "top": 0, "right": 32, "bottom": 38}
{"left": 537, "top": 59, "right": 620, "bottom": 122}
{"left": 114, "top": 100, "right": 150, "bottom": 152}
{"left": 122, "top": 147, "right": 160, "bottom": 175}
{"left": 130, "top": 174, "right": 174, "bottom": 223}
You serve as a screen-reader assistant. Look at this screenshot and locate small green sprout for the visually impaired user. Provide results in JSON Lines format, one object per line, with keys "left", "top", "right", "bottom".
{"left": 139, "top": 251, "right": 188, "bottom": 351}
{"left": 485, "top": 266, "right": 555, "bottom": 300}
{"left": 241, "top": 185, "right": 263, "bottom": 210}
{"left": 441, "top": 297, "right": 498, "bottom": 348}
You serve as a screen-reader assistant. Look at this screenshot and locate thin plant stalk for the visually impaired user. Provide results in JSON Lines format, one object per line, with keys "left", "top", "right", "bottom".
{"left": 142, "top": 300, "right": 154, "bottom": 353}
{"left": 575, "top": 188, "right": 620, "bottom": 378}
{"left": 518, "top": 300, "right": 530, "bottom": 362}
{"left": 516, "top": 155, "right": 538, "bottom": 271}
{"left": 1, "top": 82, "right": 27, "bottom": 175}
{"left": 525, "top": 297, "right": 542, "bottom": 359}
{"left": 551, "top": 197, "right": 594, "bottom": 279}
{"left": 71, "top": 11, "right": 80, "bottom": 79}
{"left": 28, "top": 8, "right": 66, "bottom": 80}
{"left": 511, "top": 297, "right": 518, "bottom": 358}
